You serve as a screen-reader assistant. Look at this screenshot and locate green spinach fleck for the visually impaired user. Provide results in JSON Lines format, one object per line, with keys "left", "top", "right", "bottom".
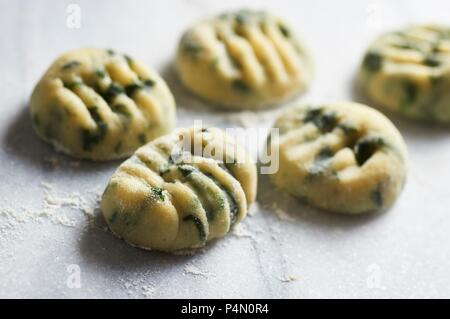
{"left": 305, "top": 147, "right": 334, "bottom": 182}
{"left": 81, "top": 122, "right": 107, "bottom": 151}
{"left": 279, "top": 24, "right": 290, "bottom": 37}
{"left": 205, "top": 173, "right": 239, "bottom": 224}
{"left": 81, "top": 106, "right": 108, "bottom": 151}
{"left": 235, "top": 10, "right": 250, "bottom": 25}
{"left": 63, "top": 79, "right": 82, "bottom": 90}
{"left": 304, "top": 108, "right": 338, "bottom": 133}
{"left": 61, "top": 60, "right": 80, "bottom": 70}
{"left": 354, "top": 136, "right": 384, "bottom": 166}
{"left": 178, "top": 164, "right": 195, "bottom": 177}
{"left": 183, "top": 40, "right": 202, "bottom": 57}
{"left": 370, "top": 185, "right": 384, "bottom": 207}
{"left": 338, "top": 122, "right": 358, "bottom": 135}
{"left": 102, "top": 82, "right": 124, "bottom": 103}
{"left": 424, "top": 55, "right": 440, "bottom": 67}
{"left": 151, "top": 188, "right": 165, "bottom": 201}
{"left": 143, "top": 79, "right": 155, "bottom": 87}
{"left": 87, "top": 106, "right": 101, "bottom": 122}
{"left": 363, "top": 52, "right": 383, "bottom": 72}
{"left": 112, "top": 103, "right": 131, "bottom": 118}
{"left": 125, "top": 82, "right": 144, "bottom": 96}
{"left": 109, "top": 211, "right": 118, "bottom": 224}
{"left": 183, "top": 214, "right": 207, "bottom": 242}
{"left": 123, "top": 54, "right": 133, "bottom": 67}
{"left": 124, "top": 79, "right": 155, "bottom": 96}
{"left": 95, "top": 69, "right": 106, "bottom": 78}
{"left": 231, "top": 79, "right": 251, "bottom": 93}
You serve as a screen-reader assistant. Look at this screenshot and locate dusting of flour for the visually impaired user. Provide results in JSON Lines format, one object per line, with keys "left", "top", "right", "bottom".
{"left": 0, "top": 181, "right": 102, "bottom": 246}
{"left": 184, "top": 264, "right": 208, "bottom": 278}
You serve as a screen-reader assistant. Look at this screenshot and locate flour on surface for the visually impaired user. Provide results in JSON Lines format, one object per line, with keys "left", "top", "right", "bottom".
{"left": 142, "top": 284, "right": 157, "bottom": 299}
{"left": 270, "top": 203, "right": 295, "bottom": 222}
{"left": 247, "top": 201, "right": 259, "bottom": 217}
{"left": 117, "top": 276, "right": 158, "bottom": 298}
{"left": 224, "top": 110, "right": 280, "bottom": 128}
{"left": 270, "top": 223, "right": 281, "bottom": 240}
{"left": 0, "top": 182, "right": 102, "bottom": 232}
{"left": 184, "top": 264, "right": 208, "bottom": 277}
{"left": 231, "top": 223, "right": 256, "bottom": 240}
{"left": 40, "top": 182, "right": 101, "bottom": 225}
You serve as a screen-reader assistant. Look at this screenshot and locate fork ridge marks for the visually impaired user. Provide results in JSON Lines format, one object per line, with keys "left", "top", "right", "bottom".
{"left": 29, "top": 48, "right": 176, "bottom": 160}
{"left": 101, "top": 127, "right": 257, "bottom": 251}
{"left": 269, "top": 102, "right": 408, "bottom": 214}
{"left": 358, "top": 25, "right": 450, "bottom": 124}
{"left": 176, "top": 9, "right": 313, "bottom": 109}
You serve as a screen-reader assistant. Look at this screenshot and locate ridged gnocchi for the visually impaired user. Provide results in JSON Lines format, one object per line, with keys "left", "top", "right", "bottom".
{"left": 30, "top": 48, "right": 176, "bottom": 161}
{"left": 358, "top": 25, "right": 450, "bottom": 124}
{"left": 101, "top": 127, "right": 257, "bottom": 251}
{"left": 176, "top": 9, "right": 313, "bottom": 109}
{"left": 268, "top": 102, "right": 408, "bottom": 214}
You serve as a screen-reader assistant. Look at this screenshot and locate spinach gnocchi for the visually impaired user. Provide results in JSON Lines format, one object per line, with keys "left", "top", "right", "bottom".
{"left": 30, "top": 48, "right": 176, "bottom": 160}
{"left": 101, "top": 127, "right": 257, "bottom": 251}
{"left": 358, "top": 25, "right": 450, "bottom": 124}
{"left": 176, "top": 9, "right": 313, "bottom": 109}
{"left": 268, "top": 102, "right": 408, "bottom": 214}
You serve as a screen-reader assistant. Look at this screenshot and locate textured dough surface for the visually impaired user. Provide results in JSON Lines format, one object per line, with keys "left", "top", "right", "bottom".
{"left": 176, "top": 9, "right": 313, "bottom": 109}
{"left": 101, "top": 127, "right": 257, "bottom": 251}
{"left": 269, "top": 102, "right": 408, "bottom": 214}
{"left": 30, "top": 48, "right": 176, "bottom": 161}
{"left": 358, "top": 25, "right": 450, "bottom": 124}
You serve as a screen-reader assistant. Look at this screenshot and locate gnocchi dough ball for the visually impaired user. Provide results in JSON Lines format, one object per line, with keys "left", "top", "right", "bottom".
{"left": 101, "top": 127, "right": 257, "bottom": 251}
{"left": 268, "top": 102, "right": 408, "bottom": 214}
{"left": 176, "top": 9, "right": 313, "bottom": 109}
{"left": 30, "top": 48, "right": 176, "bottom": 161}
{"left": 358, "top": 25, "right": 450, "bottom": 124}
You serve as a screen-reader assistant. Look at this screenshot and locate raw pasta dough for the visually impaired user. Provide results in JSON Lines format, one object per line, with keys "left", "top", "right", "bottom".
{"left": 268, "top": 102, "right": 408, "bottom": 214}
{"left": 101, "top": 127, "right": 257, "bottom": 251}
{"left": 176, "top": 9, "right": 313, "bottom": 109}
{"left": 358, "top": 25, "right": 450, "bottom": 124}
{"left": 30, "top": 48, "right": 176, "bottom": 160}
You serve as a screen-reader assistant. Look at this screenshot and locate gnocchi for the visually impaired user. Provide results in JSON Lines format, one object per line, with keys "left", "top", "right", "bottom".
{"left": 101, "top": 127, "right": 257, "bottom": 251}
{"left": 176, "top": 9, "right": 313, "bottom": 109}
{"left": 268, "top": 102, "right": 408, "bottom": 214}
{"left": 30, "top": 48, "right": 176, "bottom": 160}
{"left": 358, "top": 25, "right": 450, "bottom": 124}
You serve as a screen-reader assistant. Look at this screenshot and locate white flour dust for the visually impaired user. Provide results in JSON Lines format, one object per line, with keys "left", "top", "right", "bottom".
{"left": 0, "top": 181, "right": 102, "bottom": 245}
{"left": 184, "top": 263, "right": 208, "bottom": 278}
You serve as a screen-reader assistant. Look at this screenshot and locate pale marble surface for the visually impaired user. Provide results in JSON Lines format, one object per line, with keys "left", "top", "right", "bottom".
{"left": 1, "top": 0, "right": 449, "bottom": 298}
